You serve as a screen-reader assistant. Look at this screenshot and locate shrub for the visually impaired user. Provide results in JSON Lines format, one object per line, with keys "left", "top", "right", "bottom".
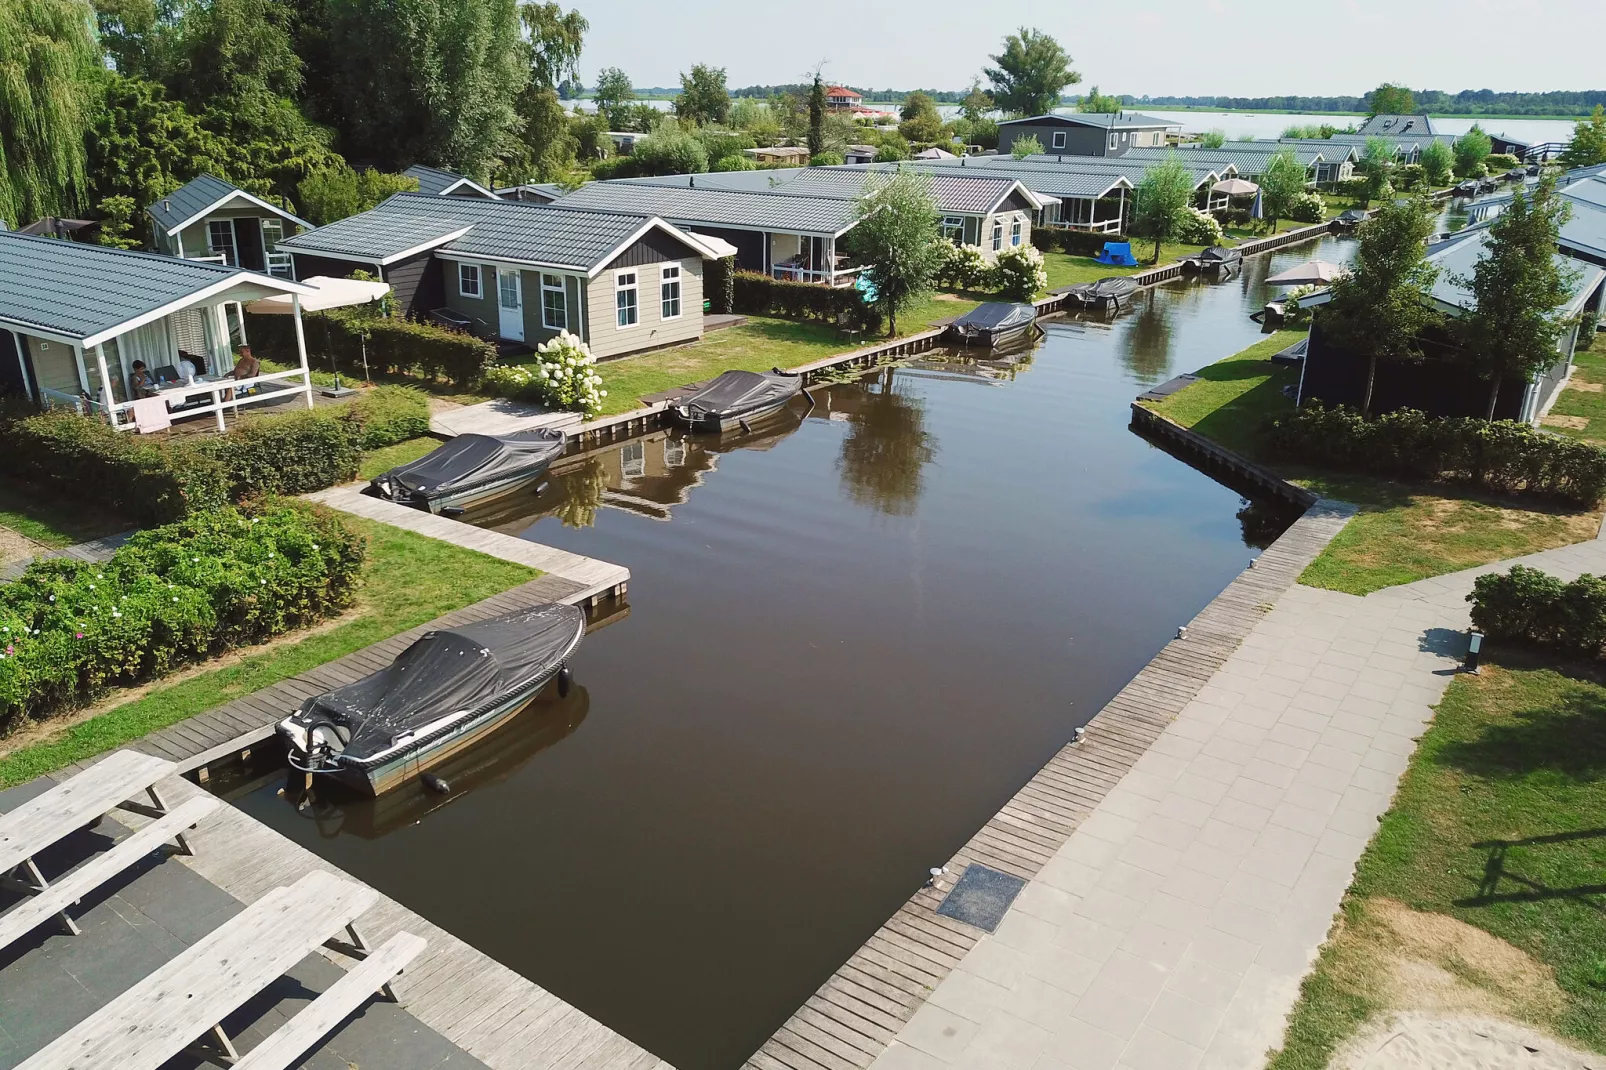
{"left": 705, "top": 255, "right": 736, "bottom": 315}
{"left": 991, "top": 244, "right": 1046, "bottom": 301}
{"left": 0, "top": 500, "right": 365, "bottom": 731}
{"left": 934, "top": 240, "right": 993, "bottom": 290}
{"left": 246, "top": 310, "right": 497, "bottom": 389}
{"left": 590, "top": 155, "right": 638, "bottom": 180}
{"left": 481, "top": 331, "right": 606, "bottom": 419}
{"left": 809, "top": 151, "right": 845, "bottom": 167}
{"left": 210, "top": 408, "right": 360, "bottom": 499}
{"left": 730, "top": 271, "right": 883, "bottom": 332}
{"left": 1469, "top": 565, "right": 1606, "bottom": 657}
{"left": 1029, "top": 228, "right": 1057, "bottom": 253}
{"left": 1334, "top": 177, "right": 1373, "bottom": 201}
{"left": 1261, "top": 403, "right": 1606, "bottom": 506}
{"left": 1172, "top": 206, "right": 1224, "bottom": 246}
{"left": 1053, "top": 230, "right": 1133, "bottom": 257}
{"left": 343, "top": 385, "right": 430, "bottom": 449}
{"left": 1287, "top": 191, "right": 1326, "bottom": 224}
{"left": 711, "top": 154, "right": 756, "bottom": 172}
{"left": 1394, "top": 163, "right": 1426, "bottom": 191}
{"left": 1485, "top": 153, "right": 1521, "bottom": 172}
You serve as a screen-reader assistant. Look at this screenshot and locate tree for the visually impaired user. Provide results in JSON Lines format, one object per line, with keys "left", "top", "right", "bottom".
{"left": 899, "top": 92, "right": 944, "bottom": 144}
{"left": 0, "top": 0, "right": 101, "bottom": 227}
{"left": 1454, "top": 177, "right": 1577, "bottom": 419}
{"left": 1560, "top": 105, "right": 1606, "bottom": 169}
{"left": 1453, "top": 125, "right": 1492, "bottom": 178}
{"left": 1078, "top": 85, "right": 1121, "bottom": 113}
{"left": 959, "top": 81, "right": 993, "bottom": 124}
{"left": 296, "top": 163, "right": 420, "bottom": 224}
{"left": 675, "top": 63, "right": 729, "bottom": 126}
{"left": 984, "top": 27, "right": 1079, "bottom": 117}
{"left": 1419, "top": 139, "right": 1454, "bottom": 187}
{"left": 94, "top": 195, "right": 141, "bottom": 249}
{"left": 165, "top": 0, "right": 303, "bottom": 123}
{"left": 521, "top": 2, "right": 587, "bottom": 92}
{"left": 1009, "top": 134, "right": 1043, "bottom": 160}
{"left": 1198, "top": 129, "right": 1226, "bottom": 148}
{"left": 807, "top": 73, "right": 826, "bottom": 158}
{"left": 1321, "top": 195, "right": 1441, "bottom": 416}
{"left": 86, "top": 74, "right": 238, "bottom": 214}
{"left": 631, "top": 119, "right": 708, "bottom": 176}
{"left": 1258, "top": 148, "right": 1307, "bottom": 231}
{"left": 594, "top": 67, "right": 635, "bottom": 130}
{"left": 1130, "top": 153, "right": 1193, "bottom": 264}
{"left": 848, "top": 168, "right": 942, "bottom": 336}
{"left": 1366, "top": 83, "right": 1416, "bottom": 116}
{"left": 511, "top": 86, "right": 576, "bottom": 180}
{"left": 1357, "top": 137, "right": 1395, "bottom": 204}
{"left": 837, "top": 369, "right": 937, "bottom": 516}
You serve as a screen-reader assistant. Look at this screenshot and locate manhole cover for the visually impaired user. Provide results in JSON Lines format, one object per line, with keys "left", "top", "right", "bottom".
{"left": 935, "top": 864, "right": 1025, "bottom": 932}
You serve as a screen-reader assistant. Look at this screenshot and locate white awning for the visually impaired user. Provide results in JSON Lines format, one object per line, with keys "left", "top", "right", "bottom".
{"left": 244, "top": 275, "right": 391, "bottom": 315}
{"left": 687, "top": 232, "right": 741, "bottom": 259}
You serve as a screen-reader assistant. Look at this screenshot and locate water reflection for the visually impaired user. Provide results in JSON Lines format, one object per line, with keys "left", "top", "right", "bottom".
{"left": 1119, "top": 292, "right": 1175, "bottom": 384}
{"left": 834, "top": 368, "right": 939, "bottom": 517}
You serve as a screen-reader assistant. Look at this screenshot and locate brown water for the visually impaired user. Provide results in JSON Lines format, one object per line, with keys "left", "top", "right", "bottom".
{"left": 233, "top": 236, "right": 1351, "bottom": 1069}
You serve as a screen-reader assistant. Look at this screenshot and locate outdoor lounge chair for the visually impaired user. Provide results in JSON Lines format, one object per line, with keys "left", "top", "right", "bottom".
{"left": 1093, "top": 242, "right": 1138, "bottom": 267}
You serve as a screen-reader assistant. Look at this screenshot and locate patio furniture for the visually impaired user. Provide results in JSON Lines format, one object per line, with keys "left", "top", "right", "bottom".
{"left": 1094, "top": 242, "right": 1138, "bottom": 267}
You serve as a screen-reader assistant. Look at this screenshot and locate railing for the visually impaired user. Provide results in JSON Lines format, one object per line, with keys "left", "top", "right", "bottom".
{"left": 111, "top": 367, "right": 312, "bottom": 432}
{"left": 38, "top": 386, "right": 97, "bottom": 415}
{"left": 1054, "top": 218, "right": 1123, "bottom": 234}
{"left": 1523, "top": 142, "right": 1567, "bottom": 162}
{"left": 769, "top": 264, "right": 864, "bottom": 288}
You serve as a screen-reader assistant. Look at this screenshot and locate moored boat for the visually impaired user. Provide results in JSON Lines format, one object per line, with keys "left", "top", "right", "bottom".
{"left": 1061, "top": 275, "right": 1140, "bottom": 311}
{"left": 1184, "top": 246, "right": 1242, "bottom": 276}
{"left": 278, "top": 603, "right": 586, "bottom": 795}
{"left": 370, "top": 429, "right": 566, "bottom": 514}
{"left": 945, "top": 302, "right": 1041, "bottom": 348}
{"left": 670, "top": 368, "right": 803, "bottom": 432}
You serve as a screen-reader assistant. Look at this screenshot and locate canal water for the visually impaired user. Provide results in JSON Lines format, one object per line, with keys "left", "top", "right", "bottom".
{"left": 234, "top": 236, "right": 1355, "bottom": 1069}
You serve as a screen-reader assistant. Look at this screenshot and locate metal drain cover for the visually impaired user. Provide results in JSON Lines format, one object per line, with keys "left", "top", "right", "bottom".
{"left": 936, "top": 864, "right": 1025, "bottom": 932}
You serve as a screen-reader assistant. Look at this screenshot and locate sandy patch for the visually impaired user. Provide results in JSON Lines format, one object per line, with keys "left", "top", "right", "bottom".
{"left": 1542, "top": 414, "right": 1591, "bottom": 430}
{"left": 1567, "top": 380, "right": 1604, "bottom": 392}
{"left": 1332, "top": 1012, "right": 1603, "bottom": 1069}
{"left": 0, "top": 526, "right": 46, "bottom": 568}
{"left": 932, "top": 292, "right": 966, "bottom": 302}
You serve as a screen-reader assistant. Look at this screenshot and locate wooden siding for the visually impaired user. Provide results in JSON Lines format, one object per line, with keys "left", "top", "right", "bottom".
{"left": 602, "top": 228, "right": 709, "bottom": 272}
{"left": 1, "top": 330, "right": 30, "bottom": 397}
{"left": 175, "top": 205, "right": 292, "bottom": 261}
{"left": 520, "top": 269, "right": 582, "bottom": 348}
{"left": 443, "top": 262, "right": 499, "bottom": 337}
{"left": 584, "top": 257, "right": 704, "bottom": 359}
{"left": 997, "top": 189, "right": 1036, "bottom": 216}
{"left": 690, "top": 226, "right": 765, "bottom": 272}
{"left": 27, "top": 335, "right": 81, "bottom": 395}
{"left": 384, "top": 250, "right": 446, "bottom": 320}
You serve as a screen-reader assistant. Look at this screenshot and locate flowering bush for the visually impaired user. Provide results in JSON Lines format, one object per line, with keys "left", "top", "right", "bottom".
{"left": 1172, "top": 206, "right": 1225, "bottom": 246}
{"left": 991, "top": 244, "right": 1047, "bottom": 301}
{"left": 934, "top": 240, "right": 995, "bottom": 291}
{"left": 1287, "top": 191, "right": 1326, "bottom": 224}
{"left": 481, "top": 332, "right": 607, "bottom": 419}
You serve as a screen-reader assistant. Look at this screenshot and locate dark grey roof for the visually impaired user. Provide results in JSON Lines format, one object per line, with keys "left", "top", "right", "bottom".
{"left": 145, "top": 175, "right": 246, "bottom": 234}
{"left": 998, "top": 111, "right": 1179, "bottom": 130}
{"left": 1116, "top": 144, "right": 1333, "bottom": 171}
{"left": 279, "top": 193, "right": 700, "bottom": 272}
{"left": 552, "top": 182, "right": 859, "bottom": 236}
{"left": 761, "top": 168, "right": 1050, "bottom": 213}
{"left": 403, "top": 165, "right": 495, "bottom": 197}
{"left": 0, "top": 231, "right": 289, "bottom": 343}
{"left": 913, "top": 155, "right": 1217, "bottom": 191}
{"left": 1425, "top": 224, "right": 1603, "bottom": 316}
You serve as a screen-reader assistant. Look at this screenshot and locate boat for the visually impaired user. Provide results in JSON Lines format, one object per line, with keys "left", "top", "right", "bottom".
{"left": 1333, "top": 208, "right": 1369, "bottom": 229}
{"left": 1505, "top": 168, "right": 1528, "bottom": 182}
{"left": 369, "top": 429, "right": 566, "bottom": 514}
{"left": 669, "top": 368, "right": 803, "bottom": 432}
{"left": 1184, "top": 246, "right": 1242, "bottom": 276}
{"left": 1452, "top": 180, "right": 1480, "bottom": 198}
{"left": 945, "top": 302, "right": 1041, "bottom": 348}
{"left": 1060, "top": 275, "right": 1140, "bottom": 311}
{"left": 278, "top": 603, "right": 586, "bottom": 796}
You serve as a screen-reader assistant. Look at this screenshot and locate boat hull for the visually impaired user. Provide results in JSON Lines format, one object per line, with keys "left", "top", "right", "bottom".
{"left": 948, "top": 322, "right": 1038, "bottom": 348}
{"left": 418, "top": 465, "right": 552, "bottom": 514}
{"left": 671, "top": 396, "right": 795, "bottom": 433}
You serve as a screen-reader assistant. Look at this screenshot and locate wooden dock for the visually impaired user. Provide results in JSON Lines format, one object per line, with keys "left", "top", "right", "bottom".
{"left": 1129, "top": 404, "right": 1317, "bottom": 510}
{"left": 740, "top": 497, "right": 1355, "bottom": 1070}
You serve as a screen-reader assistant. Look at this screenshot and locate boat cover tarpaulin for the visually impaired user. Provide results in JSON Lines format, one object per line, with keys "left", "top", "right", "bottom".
{"left": 679, "top": 369, "right": 800, "bottom": 418}
{"left": 1091, "top": 277, "right": 1140, "bottom": 299}
{"left": 1199, "top": 246, "right": 1241, "bottom": 264}
{"left": 952, "top": 303, "right": 1037, "bottom": 333}
{"left": 381, "top": 430, "right": 565, "bottom": 499}
{"left": 296, "top": 604, "right": 585, "bottom": 761}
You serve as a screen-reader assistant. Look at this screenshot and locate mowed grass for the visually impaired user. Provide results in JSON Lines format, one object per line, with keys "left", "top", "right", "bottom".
{"left": 0, "top": 518, "right": 536, "bottom": 786}
{"left": 1543, "top": 344, "right": 1606, "bottom": 445}
{"left": 0, "top": 479, "right": 130, "bottom": 549}
{"left": 359, "top": 436, "right": 442, "bottom": 480}
{"left": 1139, "top": 329, "right": 1303, "bottom": 455}
{"left": 1269, "top": 654, "right": 1606, "bottom": 1068}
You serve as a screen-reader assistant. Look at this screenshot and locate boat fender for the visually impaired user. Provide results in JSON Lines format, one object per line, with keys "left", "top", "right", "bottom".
{"left": 422, "top": 772, "right": 451, "bottom": 795}
{"left": 440, "top": 506, "right": 466, "bottom": 518}
{"left": 557, "top": 665, "right": 574, "bottom": 698}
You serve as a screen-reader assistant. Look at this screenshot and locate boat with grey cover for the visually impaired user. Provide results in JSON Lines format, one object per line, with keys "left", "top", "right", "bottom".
{"left": 669, "top": 368, "right": 803, "bottom": 432}
{"left": 370, "top": 429, "right": 566, "bottom": 514}
{"left": 945, "top": 302, "right": 1041, "bottom": 348}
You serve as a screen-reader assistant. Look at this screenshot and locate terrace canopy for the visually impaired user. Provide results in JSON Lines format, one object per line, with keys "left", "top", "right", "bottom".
{"left": 244, "top": 276, "right": 391, "bottom": 314}
{"left": 1264, "top": 260, "right": 1347, "bottom": 287}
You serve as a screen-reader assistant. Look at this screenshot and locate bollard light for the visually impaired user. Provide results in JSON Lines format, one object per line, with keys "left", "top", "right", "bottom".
{"left": 1465, "top": 631, "right": 1483, "bottom": 674}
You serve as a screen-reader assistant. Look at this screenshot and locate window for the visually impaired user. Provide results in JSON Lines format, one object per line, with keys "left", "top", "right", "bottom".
{"left": 621, "top": 440, "right": 645, "bottom": 479}
{"left": 207, "top": 220, "right": 237, "bottom": 265}
{"left": 1010, "top": 219, "right": 1023, "bottom": 247}
{"left": 991, "top": 221, "right": 1003, "bottom": 252}
{"left": 1051, "top": 130, "right": 1066, "bottom": 150}
{"left": 459, "top": 263, "right": 482, "bottom": 299}
{"left": 940, "top": 216, "right": 965, "bottom": 241}
{"left": 1108, "top": 134, "right": 1118, "bottom": 150}
{"left": 540, "top": 273, "right": 567, "bottom": 330}
{"left": 615, "top": 270, "right": 639, "bottom": 327}
{"left": 660, "top": 264, "right": 682, "bottom": 319}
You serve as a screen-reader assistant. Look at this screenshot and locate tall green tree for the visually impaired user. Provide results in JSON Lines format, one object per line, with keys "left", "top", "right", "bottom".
{"left": 1009, "top": 133, "right": 1043, "bottom": 160}
{"left": 1357, "top": 136, "right": 1396, "bottom": 204}
{"left": 1130, "top": 153, "right": 1193, "bottom": 264}
{"left": 86, "top": 74, "right": 237, "bottom": 214}
{"left": 1453, "top": 124, "right": 1492, "bottom": 178}
{"left": 959, "top": 80, "right": 993, "bottom": 124}
{"left": 1258, "top": 147, "right": 1307, "bottom": 231}
{"left": 1321, "top": 195, "right": 1440, "bottom": 416}
{"left": 94, "top": 0, "right": 179, "bottom": 82}
{"left": 983, "top": 27, "right": 1079, "bottom": 117}
{"left": 1198, "top": 129, "right": 1226, "bottom": 148}
{"left": 520, "top": 2, "right": 587, "bottom": 91}
{"left": 296, "top": 163, "right": 419, "bottom": 224}
{"left": 849, "top": 168, "right": 941, "bottom": 336}
{"left": 1419, "top": 139, "right": 1454, "bottom": 187}
{"left": 1560, "top": 105, "right": 1606, "bottom": 169}
{"left": 594, "top": 66, "right": 634, "bottom": 130}
{"left": 166, "top": 0, "right": 303, "bottom": 122}
{"left": 898, "top": 91, "right": 944, "bottom": 144}
{"left": 674, "top": 63, "right": 729, "bottom": 126}
{"left": 1454, "top": 177, "right": 1577, "bottom": 419}
{"left": 1078, "top": 85, "right": 1121, "bottom": 113}
{"left": 807, "top": 73, "right": 826, "bottom": 158}
{"left": 1366, "top": 82, "right": 1416, "bottom": 116}
{"left": 0, "top": 0, "right": 101, "bottom": 226}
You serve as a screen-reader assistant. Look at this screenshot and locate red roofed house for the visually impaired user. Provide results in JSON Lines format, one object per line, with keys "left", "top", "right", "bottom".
{"left": 825, "top": 86, "right": 862, "bottom": 110}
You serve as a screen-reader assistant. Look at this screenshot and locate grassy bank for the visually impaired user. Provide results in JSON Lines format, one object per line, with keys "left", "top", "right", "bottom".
{"left": 1542, "top": 344, "right": 1606, "bottom": 445}
{"left": 1269, "top": 652, "right": 1606, "bottom": 1068}
{"left": 0, "top": 517, "right": 536, "bottom": 786}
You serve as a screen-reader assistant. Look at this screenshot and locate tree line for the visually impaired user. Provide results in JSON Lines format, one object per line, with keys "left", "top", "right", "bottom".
{"left": 1127, "top": 89, "right": 1606, "bottom": 117}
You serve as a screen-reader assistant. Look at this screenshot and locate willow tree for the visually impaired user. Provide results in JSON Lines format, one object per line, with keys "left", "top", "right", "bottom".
{"left": 849, "top": 168, "right": 941, "bottom": 337}
{"left": 0, "top": 0, "right": 101, "bottom": 227}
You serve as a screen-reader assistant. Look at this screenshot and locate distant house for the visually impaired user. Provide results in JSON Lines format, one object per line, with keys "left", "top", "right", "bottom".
{"left": 844, "top": 145, "right": 879, "bottom": 165}
{"left": 145, "top": 175, "right": 310, "bottom": 277}
{"left": 402, "top": 165, "right": 500, "bottom": 199}
{"left": 913, "top": 147, "right": 957, "bottom": 160}
{"left": 744, "top": 146, "right": 812, "bottom": 165}
{"left": 1131, "top": 143, "right": 1352, "bottom": 185}
{"left": 824, "top": 87, "right": 862, "bottom": 110}
{"left": 996, "top": 113, "right": 1180, "bottom": 157}
{"left": 1298, "top": 227, "right": 1606, "bottom": 424}
{"left": 494, "top": 184, "right": 566, "bottom": 204}
{"left": 277, "top": 193, "right": 721, "bottom": 358}
{"left": 1462, "top": 169, "right": 1606, "bottom": 268}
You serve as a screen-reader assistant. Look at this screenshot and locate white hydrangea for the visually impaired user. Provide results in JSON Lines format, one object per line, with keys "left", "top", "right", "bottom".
{"left": 482, "top": 331, "right": 606, "bottom": 419}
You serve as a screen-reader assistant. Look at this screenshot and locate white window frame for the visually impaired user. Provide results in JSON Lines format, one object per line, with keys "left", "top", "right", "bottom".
{"left": 1108, "top": 134, "right": 1118, "bottom": 150}
{"left": 991, "top": 220, "right": 1003, "bottom": 252}
{"left": 660, "top": 263, "right": 683, "bottom": 320}
{"left": 615, "top": 269, "right": 639, "bottom": 329}
{"left": 621, "top": 440, "right": 646, "bottom": 479}
{"left": 939, "top": 216, "right": 965, "bottom": 241}
{"left": 540, "top": 273, "right": 567, "bottom": 330}
{"left": 1010, "top": 218, "right": 1023, "bottom": 247}
{"left": 207, "top": 220, "right": 237, "bottom": 266}
{"left": 459, "top": 262, "right": 482, "bottom": 299}
{"left": 1051, "top": 130, "right": 1066, "bottom": 150}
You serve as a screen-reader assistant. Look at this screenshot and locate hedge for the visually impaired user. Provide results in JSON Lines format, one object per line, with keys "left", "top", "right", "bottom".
{"left": 247, "top": 310, "right": 496, "bottom": 389}
{"left": 1031, "top": 228, "right": 1135, "bottom": 257}
{"left": 706, "top": 255, "right": 736, "bottom": 315}
{"left": 345, "top": 385, "right": 431, "bottom": 448}
{"left": 1468, "top": 565, "right": 1606, "bottom": 657}
{"left": 731, "top": 271, "right": 882, "bottom": 331}
{"left": 1261, "top": 403, "right": 1606, "bottom": 507}
{"left": 0, "top": 500, "right": 365, "bottom": 732}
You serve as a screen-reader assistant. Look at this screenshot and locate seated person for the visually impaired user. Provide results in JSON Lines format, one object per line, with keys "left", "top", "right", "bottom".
{"left": 128, "top": 360, "right": 156, "bottom": 399}
{"left": 227, "top": 346, "right": 261, "bottom": 382}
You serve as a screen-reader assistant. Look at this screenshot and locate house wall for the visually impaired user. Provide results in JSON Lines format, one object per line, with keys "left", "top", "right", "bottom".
{"left": 694, "top": 227, "right": 765, "bottom": 272}
{"left": 519, "top": 271, "right": 586, "bottom": 348}
{"left": 383, "top": 250, "right": 446, "bottom": 318}
{"left": 585, "top": 257, "right": 704, "bottom": 360}
{"left": 174, "top": 206, "right": 293, "bottom": 262}
{"left": 443, "top": 261, "right": 500, "bottom": 336}
{"left": 25, "top": 336, "right": 83, "bottom": 397}
{"left": 978, "top": 210, "right": 1033, "bottom": 258}
{"left": 1000, "top": 120, "right": 1168, "bottom": 157}
{"left": 1, "top": 330, "right": 31, "bottom": 398}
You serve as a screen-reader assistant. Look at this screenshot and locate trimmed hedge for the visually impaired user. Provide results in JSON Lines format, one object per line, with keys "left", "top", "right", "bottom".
{"left": 1469, "top": 565, "right": 1606, "bottom": 657}
{"left": 345, "top": 386, "right": 431, "bottom": 448}
{"left": 1032, "top": 228, "right": 1135, "bottom": 257}
{"left": 0, "top": 500, "right": 365, "bottom": 731}
{"left": 731, "top": 271, "right": 882, "bottom": 331}
{"left": 247, "top": 310, "right": 496, "bottom": 389}
{"left": 706, "top": 255, "right": 736, "bottom": 315}
{"left": 1262, "top": 403, "right": 1606, "bottom": 507}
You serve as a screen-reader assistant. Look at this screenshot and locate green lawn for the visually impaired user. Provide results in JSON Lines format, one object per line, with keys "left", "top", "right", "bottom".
{"left": 1544, "top": 346, "right": 1606, "bottom": 445}
{"left": 1139, "top": 330, "right": 1304, "bottom": 455}
{"left": 359, "top": 436, "right": 442, "bottom": 480}
{"left": 0, "top": 517, "right": 536, "bottom": 786}
{"left": 0, "top": 479, "right": 130, "bottom": 549}
{"left": 1269, "top": 653, "right": 1606, "bottom": 1068}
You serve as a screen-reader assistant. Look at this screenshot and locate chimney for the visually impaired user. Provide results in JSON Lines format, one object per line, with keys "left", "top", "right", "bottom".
{"left": 689, "top": 174, "right": 695, "bottom": 188}
{"left": 163, "top": 199, "right": 171, "bottom": 212}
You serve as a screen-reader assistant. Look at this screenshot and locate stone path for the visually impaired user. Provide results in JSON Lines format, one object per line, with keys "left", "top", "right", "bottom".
{"left": 0, "top": 530, "right": 134, "bottom": 582}
{"left": 867, "top": 533, "right": 1606, "bottom": 1070}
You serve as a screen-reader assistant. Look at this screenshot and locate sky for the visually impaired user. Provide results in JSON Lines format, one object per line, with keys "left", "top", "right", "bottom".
{"left": 577, "top": 0, "right": 1603, "bottom": 96}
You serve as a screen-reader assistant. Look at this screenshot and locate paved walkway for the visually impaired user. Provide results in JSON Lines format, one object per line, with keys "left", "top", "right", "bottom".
{"left": 0, "top": 530, "right": 134, "bottom": 582}
{"left": 869, "top": 532, "right": 1606, "bottom": 1070}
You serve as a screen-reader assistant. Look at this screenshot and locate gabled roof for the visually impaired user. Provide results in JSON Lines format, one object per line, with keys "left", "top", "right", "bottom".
{"left": 998, "top": 112, "right": 1180, "bottom": 130}
{"left": 403, "top": 164, "right": 499, "bottom": 199}
{"left": 824, "top": 86, "right": 862, "bottom": 98}
{"left": 916, "top": 154, "right": 1219, "bottom": 191}
{"left": 552, "top": 182, "right": 861, "bottom": 237}
{"left": 1422, "top": 224, "right": 1604, "bottom": 317}
{"left": 763, "top": 168, "right": 1058, "bottom": 213}
{"left": 0, "top": 231, "right": 310, "bottom": 347}
{"left": 277, "top": 193, "right": 717, "bottom": 276}
{"left": 1113, "top": 144, "right": 1335, "bottom": 171}
{"left": 493, "top": 183, "right": 566, "bottom": 203}
{"left": 144, "top": 175, "right": 310, "bottom": 236}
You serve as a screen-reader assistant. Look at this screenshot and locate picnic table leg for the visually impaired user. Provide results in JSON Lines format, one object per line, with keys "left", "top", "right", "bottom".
{"left": 141, "top": 782, "right": 197, "bottom": 855}
{"left": 4, "top": 859, "right": 84, "bottom": 935}
{"left": 326, "top": 920, "right": 400, "bottom": 998}
{"left": 187, "top": 1022, "right": 240, "bottom": 1065}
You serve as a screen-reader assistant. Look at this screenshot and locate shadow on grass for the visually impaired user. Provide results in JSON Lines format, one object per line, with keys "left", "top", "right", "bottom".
{"left": 1459, "top": 827, "right": 1606, "bottom": 913}
{"left": 1190, "top": 374, "right": 1296, "bottom": 457}
{"left": 1439, "top": 656, "right": 1606, "bottom": 784}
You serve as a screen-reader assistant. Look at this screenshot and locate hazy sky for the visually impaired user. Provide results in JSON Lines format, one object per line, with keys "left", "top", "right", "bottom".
{"left": 579, "top": 0, "right": 1601, "bottom": 96}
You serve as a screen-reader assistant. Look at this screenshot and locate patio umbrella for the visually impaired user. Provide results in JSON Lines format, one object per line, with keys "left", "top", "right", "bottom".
{"left": 1210, "top": 178, "right": 1260, "bottom": 197}
{"left": 1264, "top": 260, "right": 1348, "bottom": 287}
{"left": 1250, "top": 189, "right": 1264, "bottom": 220}
{"left": 243, "top": 275, "right": 391, "bottom": 314}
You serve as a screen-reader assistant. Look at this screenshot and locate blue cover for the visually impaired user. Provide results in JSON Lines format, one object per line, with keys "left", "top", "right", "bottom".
{"left": 1094, "top": 241, "right": 1138, "bottom": 267}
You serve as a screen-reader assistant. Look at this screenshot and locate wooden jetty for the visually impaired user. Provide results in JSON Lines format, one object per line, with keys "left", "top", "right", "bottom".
{"left": 1129, "top": 404, "right": 1317, "bottom": 510}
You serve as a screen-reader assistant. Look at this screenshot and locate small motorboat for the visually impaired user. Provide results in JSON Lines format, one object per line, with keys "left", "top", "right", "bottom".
{"left": 370, "top": 429, "right": 566, "bottom": 514}
{"left": 1504, "top": 168, "right": 1527, "bottom": 182}
{"left": 1184, "top": 246, "right": 1242, "bottom": 276}
{"left": 1061, "top": 276, "right": 1140, "bottom": 311}
{"left": 1332, "top": 208, "right": 1369, "bottom": 230}
{"left": 946, "top": 302, "right": 1041, "bottom": 348}
{"left": 1452, "top": 180, "right": 1479, "bottom": 198}
{"left": 279, "top": 603, "right": 586, "bottom": 795}
{"left": 669, "top": 368, "right": 803, "bottom": 432}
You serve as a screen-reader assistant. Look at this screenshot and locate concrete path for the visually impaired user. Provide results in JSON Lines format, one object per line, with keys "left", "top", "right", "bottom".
{"left": 870, "top": 533, "right": 1606, "bottom": 1070}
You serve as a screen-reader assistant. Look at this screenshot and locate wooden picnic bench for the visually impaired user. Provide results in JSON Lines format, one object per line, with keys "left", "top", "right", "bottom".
{"left": 18, "top": 869, "right": 426, "bottom": 1070}
{"left": 0, "top": 749, "right": 213, "bottom": 942}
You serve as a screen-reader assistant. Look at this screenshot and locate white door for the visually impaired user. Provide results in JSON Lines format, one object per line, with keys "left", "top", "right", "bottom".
{"left": 497, "top": 269, "right": 524, "bottom": 342}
